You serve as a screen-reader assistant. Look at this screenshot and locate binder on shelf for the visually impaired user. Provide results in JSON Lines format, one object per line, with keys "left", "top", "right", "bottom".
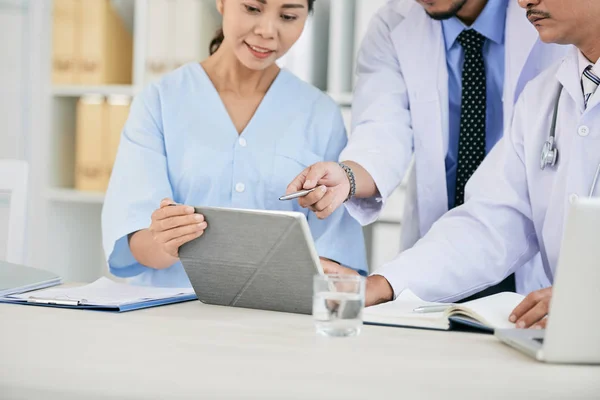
{"left": 172, "top": 0, "right": 220, "bottom": 70}
{"left": 79, "top": 0, "right": 133, "bottom": 85}
{"left": 145, "top": 0, "right": 172, "bottom": 83}
{"left": 51, "top": 0, "right": 79, "bottom": 84}
{"left": 146, "top": 0, "right": 221, "bottom": 83}
{"left": 75, "top": 95, "right": 107, "bottom": 192}
{"left": 105, "top": 95, "right": 131, "bottom": 183}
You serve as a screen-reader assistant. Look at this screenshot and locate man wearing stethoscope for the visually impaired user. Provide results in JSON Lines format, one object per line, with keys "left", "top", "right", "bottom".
{"left": 360, "top": 0, "right": 600, "bottom": 328}
{"left": 287, "top": 0, "right": 567, "bottom": 301}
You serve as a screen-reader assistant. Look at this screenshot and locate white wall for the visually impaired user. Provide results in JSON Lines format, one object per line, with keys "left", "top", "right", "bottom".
{"left": 0, "top": 0, "right": 29, "bottom": 160}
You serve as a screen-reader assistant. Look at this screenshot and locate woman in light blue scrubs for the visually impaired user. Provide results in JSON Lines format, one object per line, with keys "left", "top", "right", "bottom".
{"left": 101, "top": 0, "right": 367, "bottom": 288}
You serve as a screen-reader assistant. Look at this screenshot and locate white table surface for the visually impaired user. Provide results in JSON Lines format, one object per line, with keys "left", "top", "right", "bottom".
{"left": 1, "top": 298, "right": 599, "bottom": 400}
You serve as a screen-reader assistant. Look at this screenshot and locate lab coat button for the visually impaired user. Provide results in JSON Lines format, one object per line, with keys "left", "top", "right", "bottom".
{"left": 578, "top": 126, "right": 590, "bottom": 137}
{"left": 239, "top": 137, "right": 247, "bottom": 147}
{"left": 569, "top": 193, "right": 579, "bottom": 204}
{"left": 235, "top": 183, "right": 245, "bottom": 193}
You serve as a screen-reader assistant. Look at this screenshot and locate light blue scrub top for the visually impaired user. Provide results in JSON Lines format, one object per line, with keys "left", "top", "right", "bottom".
{"left": 101, "top": 63, "right": 368, "bottom": 287}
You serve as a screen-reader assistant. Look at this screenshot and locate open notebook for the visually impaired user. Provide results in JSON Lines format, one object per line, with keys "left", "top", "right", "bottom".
{"left": 0, "top": 277, "right": 197, "bottom": 312}
{"left": 363, "top": 290, "right": 524, "bottom": 333}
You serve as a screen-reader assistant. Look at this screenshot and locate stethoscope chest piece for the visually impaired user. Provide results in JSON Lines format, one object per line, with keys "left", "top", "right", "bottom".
{"left": 540, "top": 135, "right": 558, "bottom": 170}
{"left": 541, "top": 84, "right": 563, "bottom": 171}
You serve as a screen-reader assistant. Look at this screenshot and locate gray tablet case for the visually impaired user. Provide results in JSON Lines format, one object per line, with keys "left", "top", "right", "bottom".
{"left": 178, "top": 207, "right": 322, "bottom": 315}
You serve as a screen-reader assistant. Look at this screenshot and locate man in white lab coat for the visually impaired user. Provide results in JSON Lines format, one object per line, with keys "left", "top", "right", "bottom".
{"left": 350, "top": 0, "right": 600, "bottom": 328}
{"left": 287, "top": 0, "right": 566, "bottom": 300}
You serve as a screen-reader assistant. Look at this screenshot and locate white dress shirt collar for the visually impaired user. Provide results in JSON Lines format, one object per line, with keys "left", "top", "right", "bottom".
{"left": 578, "top": 50, "right": 600, "bottom": 78}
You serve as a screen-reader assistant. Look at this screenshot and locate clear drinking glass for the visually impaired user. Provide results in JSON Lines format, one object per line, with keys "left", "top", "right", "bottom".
{"left": 312, "top": 274, "right": 366, "bottom": 337}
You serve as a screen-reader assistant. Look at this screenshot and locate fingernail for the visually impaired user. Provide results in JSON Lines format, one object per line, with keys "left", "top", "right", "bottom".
{"left": 534, "top": 325, "right": 542, "bottom": 330}
{"left": 305, "top": 180, "right": 312, "bottom": 188}
{"left": 509, "top": 314, "right": 516, "bottom": 322}
{"left": 186, "top": 206, "right": 194, "bottom": 214}
{"left": 320, "top": 185, "right": 327, "bottom": 193}
{"left": 194, "top": 215, "right": 203, "bottom": 222}
{"left": 516, "top": 321, "right": 525, "bottom": 329}
{"left": 197, "top": 223, "right": 205, "bottom": 229}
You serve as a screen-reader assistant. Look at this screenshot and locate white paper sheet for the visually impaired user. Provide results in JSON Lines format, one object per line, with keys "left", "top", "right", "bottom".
{"left": 7, "top": 277, "right": 194, "bottom": 306}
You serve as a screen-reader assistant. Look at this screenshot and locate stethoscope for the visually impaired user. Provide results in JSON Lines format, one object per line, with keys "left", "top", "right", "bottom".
{"left": 540, "top": 84, "right": 600, "bottom": 197}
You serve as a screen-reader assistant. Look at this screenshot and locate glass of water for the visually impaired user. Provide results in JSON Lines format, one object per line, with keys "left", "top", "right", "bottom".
{"left": 313, "top": 274, "right": 366, "bottom": 337}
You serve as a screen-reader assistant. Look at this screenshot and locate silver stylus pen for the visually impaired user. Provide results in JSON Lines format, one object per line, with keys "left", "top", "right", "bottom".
{"left": 279, "top": 188, "right": 317, "bottom": 201}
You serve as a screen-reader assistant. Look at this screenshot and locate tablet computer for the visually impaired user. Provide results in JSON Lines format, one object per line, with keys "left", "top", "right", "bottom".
{"left": 178, "top": 207, "right": 324, "bottom": 315}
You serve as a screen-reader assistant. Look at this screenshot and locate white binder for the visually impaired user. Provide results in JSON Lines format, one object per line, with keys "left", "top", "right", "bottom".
{"left": 172, "top": 0, "right": 220, "bottom": 69}
{"left": 145, "top": 0, "right": 172, "bottom": 83}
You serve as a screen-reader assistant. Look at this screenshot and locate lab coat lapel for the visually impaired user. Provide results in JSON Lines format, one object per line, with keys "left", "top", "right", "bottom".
{"left": 390, "top": 5, "right": 449, "bottom": 238}
{"left": 556, "top": 47, "right": 586, "bottom": 114}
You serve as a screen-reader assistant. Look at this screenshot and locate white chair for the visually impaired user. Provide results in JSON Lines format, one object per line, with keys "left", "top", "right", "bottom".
{"left": 0, "top": 159, "right": 28, "bottom": 264}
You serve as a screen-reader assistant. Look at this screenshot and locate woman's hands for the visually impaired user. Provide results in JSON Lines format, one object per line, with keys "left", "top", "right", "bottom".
{"left": 149, "top": 198, "right": 207, "bottom": 259}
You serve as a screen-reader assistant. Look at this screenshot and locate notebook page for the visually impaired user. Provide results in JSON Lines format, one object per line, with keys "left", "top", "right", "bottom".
{"left": 453, "top": 292, "right": 525, "bottom": 329}
{"left": 8, "top": 277, "right": 194, "bottom": 306}
{"left": 363, "top": 289, "right": 450, "bottom": 330}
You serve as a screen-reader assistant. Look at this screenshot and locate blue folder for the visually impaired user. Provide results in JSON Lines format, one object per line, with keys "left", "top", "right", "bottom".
{"left": 0, "top": 277, "right": 198, "bottom": 312}
{"left": 0, "top": 293, "right": 198, "bottom": 312}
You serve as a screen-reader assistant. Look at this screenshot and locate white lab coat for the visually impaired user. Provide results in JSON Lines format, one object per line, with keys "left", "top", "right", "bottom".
{"left": 339, "top": 0, "right": 567, "bottom": 294}
{"left": 375, "top": 46, "right": 599, "bottom": 302}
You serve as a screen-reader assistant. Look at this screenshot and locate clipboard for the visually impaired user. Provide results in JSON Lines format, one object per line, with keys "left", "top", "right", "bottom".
{"left": 0, "top": 277, "right": 198, "bottom": 313}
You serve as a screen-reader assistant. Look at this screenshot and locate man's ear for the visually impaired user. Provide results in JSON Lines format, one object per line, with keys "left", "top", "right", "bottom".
{"left": 216, "top": 0, "right": 224, "bottom": 15}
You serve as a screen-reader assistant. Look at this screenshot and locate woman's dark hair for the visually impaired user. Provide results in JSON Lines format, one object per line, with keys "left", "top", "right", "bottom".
{"left": 209, "top": 0, "right": 316, "bottom": 55}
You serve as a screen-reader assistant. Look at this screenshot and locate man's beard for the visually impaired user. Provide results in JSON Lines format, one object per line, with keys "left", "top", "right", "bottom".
{"left": 424, "top": 0, "right": 469, "bottom": 20}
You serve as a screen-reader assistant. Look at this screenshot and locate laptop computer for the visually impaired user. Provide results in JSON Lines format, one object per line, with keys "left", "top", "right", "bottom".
{"left": 178, "top": 207, "right": 324, "bottom": 315}
{"left": 495, "top": 198, "right": 600, "bottom": 364}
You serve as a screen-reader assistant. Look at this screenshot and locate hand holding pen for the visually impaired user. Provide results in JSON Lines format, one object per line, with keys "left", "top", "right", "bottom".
{"left": 278, "top": 187, "right": 318, "bottom": 201}
{"left": 282, "top": 161, "right": 350, "bottom": 220}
